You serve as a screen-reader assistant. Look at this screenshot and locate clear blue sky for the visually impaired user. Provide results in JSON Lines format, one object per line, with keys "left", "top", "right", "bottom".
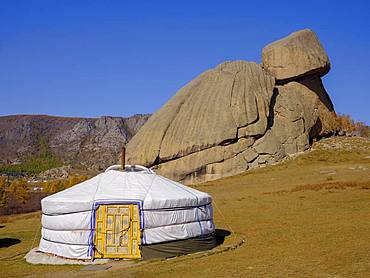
{"left": 0, "top": 1, "right": 369, "bottom": 124}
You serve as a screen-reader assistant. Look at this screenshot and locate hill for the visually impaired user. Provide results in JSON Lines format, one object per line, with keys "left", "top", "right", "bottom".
{"left": 0, "top": 114, "right": 149, "bottom": 172}
{"left": 0, "top": 136, "right": 369, "bottom": 277}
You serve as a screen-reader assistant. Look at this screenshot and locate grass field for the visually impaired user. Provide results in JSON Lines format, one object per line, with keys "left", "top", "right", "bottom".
{"left": 0, "top": 137, "right": 369, "bottom": 277}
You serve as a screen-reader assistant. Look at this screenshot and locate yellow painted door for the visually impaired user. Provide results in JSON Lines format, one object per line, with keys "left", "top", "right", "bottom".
{"left": 94, "top": 204, "right": 141, "bottom": 259}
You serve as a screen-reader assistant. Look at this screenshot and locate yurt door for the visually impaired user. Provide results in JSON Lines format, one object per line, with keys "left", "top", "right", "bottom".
{"left": 94, "top": 204, "right": 141, "bottom": 259}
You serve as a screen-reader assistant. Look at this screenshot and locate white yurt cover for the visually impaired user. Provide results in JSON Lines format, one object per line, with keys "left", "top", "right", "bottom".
{"left": 39, "top": 165, "right": 215, "bottom": 259}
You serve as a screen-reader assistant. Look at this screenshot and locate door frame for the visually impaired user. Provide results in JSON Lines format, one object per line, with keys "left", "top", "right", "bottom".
{"left": 88, "top": 199, "right": 144, "bottom": 259}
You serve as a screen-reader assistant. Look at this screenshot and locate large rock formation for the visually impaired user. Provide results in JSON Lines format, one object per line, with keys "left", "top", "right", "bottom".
{"left": 127, "top": 29, "right": 337, "bottom": 184}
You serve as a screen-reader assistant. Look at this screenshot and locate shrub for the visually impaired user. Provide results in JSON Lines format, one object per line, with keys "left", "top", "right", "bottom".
{"left": 334, "top": 113, "right": 369, "bottom": 137}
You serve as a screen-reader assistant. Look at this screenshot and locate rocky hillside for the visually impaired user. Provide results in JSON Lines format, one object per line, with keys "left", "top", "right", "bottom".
{"left": 0, "top": 114, "right": 149, "bottom": 170}
{"left": 127, "top": 29, "right": 338, "bottom": 184}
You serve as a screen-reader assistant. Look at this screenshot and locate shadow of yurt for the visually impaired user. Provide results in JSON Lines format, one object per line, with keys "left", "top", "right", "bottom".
{"left": 0, "top": 237, "right": 21, "bottom": 248}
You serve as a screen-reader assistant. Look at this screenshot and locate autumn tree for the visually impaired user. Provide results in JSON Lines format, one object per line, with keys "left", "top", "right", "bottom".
{"left": 43, "top": 181, "right": 53, "bottom": 194}
{"left": 354, "top": 121, "right": 370, "bottom": 137}
{"left": 0, "top": 177, "right": 9, "bottom": 208}
{"left": 43, "top": 175, "right": 89, "bottom": 194}
{"left": 9, "top": 178, "right": 30, "bottom": 204}
{"left": 43, "top": 180, "right": 63, "bottom": 194}
{"left": 67, "top": 175, "right": 88, "bottom": 188}
{"left": 66, "top": 175, "right": 80, "bottom": 188}
{"left": 333, "top": 113, "right": 369, "bottom": 137}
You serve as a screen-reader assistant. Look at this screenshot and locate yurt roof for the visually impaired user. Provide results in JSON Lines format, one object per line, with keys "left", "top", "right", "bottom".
{"left": 41, "top": 165, "right": 212, "bottom": 215}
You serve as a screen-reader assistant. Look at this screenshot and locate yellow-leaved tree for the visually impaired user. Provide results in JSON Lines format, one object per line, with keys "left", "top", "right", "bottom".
{"left": 43, "top": 175, "right": 88, "bottom": 194}
{"left": 0, "top": 177, "right": 9, "bottom": 208}
{"left": 9, "top": 178, "right": 30, "bottom": 204}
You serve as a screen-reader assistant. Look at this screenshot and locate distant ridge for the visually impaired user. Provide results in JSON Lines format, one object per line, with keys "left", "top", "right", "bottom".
{"left": 0, "top": 114, "right": 150, "bottom": 170}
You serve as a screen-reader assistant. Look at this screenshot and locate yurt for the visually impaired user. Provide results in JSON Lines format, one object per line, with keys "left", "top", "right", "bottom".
{"left": 38, "top": 164, "right": 216, "bottom": 260}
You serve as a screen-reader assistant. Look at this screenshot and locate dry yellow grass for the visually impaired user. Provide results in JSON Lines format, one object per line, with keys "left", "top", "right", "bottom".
{"left": 265, "top": 180, "right": 370, "bottom": 194}
{"left": 0, "top": 137, "right": 369, "bottom": 277}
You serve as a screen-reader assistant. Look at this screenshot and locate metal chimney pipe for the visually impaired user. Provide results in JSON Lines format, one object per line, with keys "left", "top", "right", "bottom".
{"left": 121, "top": 146, "right": 126, "bottom": 170}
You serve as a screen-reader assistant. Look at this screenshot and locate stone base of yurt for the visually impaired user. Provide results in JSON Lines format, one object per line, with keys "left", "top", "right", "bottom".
{"left": 25, "top": 248, "right": 109, "bottom": 265}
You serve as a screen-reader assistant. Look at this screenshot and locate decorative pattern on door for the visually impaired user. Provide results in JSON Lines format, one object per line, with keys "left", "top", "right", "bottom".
{"left": 94, "top": 204, "right": 141, "bottom": 259}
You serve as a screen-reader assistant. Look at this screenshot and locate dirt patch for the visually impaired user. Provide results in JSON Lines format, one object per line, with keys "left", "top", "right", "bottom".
{"left": 265, "top": 180, "right": 370, "bottom": 194}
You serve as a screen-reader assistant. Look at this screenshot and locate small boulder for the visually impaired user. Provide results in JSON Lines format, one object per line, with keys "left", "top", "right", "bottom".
{"left": 262, "top": 29, "right": 330, "bottom": 82}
